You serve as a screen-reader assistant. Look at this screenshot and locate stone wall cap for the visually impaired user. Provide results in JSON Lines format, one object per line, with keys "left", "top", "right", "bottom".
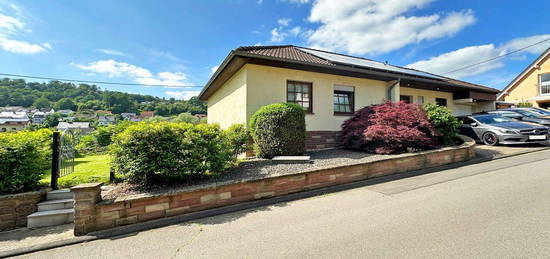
{"left": 0, "top": 188, "right": 48, "bottom": 201}
{"left": 71, "top": 182, "right": 104, "bottom": 191}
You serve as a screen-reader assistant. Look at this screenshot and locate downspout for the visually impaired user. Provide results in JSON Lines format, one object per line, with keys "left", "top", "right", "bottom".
{"left": 387, "top": 78, "right": 400, "bottom": 101}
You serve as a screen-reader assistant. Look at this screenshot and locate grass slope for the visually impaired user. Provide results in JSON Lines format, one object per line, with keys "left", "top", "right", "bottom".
{"left": 41, "top": 154, "right": 111, "bottom": 188}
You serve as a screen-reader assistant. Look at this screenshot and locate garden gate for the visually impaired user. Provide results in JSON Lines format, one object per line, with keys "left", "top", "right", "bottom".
{"left": 51, "top": 130, "right": 76, "bottom": 190}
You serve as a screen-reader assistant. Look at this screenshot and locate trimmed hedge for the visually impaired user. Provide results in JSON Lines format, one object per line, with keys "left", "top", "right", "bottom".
{"left": 341, "top": 101, "right": 438, "bottom": 154}
{"left": 423, "top": 103, "right": 461, "bottom": 146}
{"left": 0, "top": 129, "right": 52, "bottom": 194}
{"left": 249, "top": 103, "right": 306, "bottom": 158}
{"left": 111, "top": 122, "right": 239, "bottom": 186}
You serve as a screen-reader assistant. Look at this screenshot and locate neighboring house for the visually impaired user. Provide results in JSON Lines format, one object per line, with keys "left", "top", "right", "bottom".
{"left": 1, "top": 106, "right": 27, "bottom": 113}
{"left": 57, "top": 109, "right": 74, "bottom": 115}
{"left": 498, "top": 47, "right": 550, "bottom": 108}
{"left": 121, "top": 113, "right": 136, "bottom": 120}
{"left": 32, "top": 111, "right": 47, "bottom": 124}
{"left": 199, "top": 45, "right": 499, "bottom": 150}
{"left": 0, "top": 112, "right": 30, "bottom": 132}
{"left": 139, "top": 111, "right": 154, "bottom": 119}
{"left": 194, "top": 114, "right": 207, "bottom": 120}
{"left": 98, "top": 115, "right": 116, "bottom": 126}
{"left": 56, "top": 122, "right": 93, "bottom": 134}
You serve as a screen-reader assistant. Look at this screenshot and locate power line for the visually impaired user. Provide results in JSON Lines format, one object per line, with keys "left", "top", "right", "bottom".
{"left": 444, "top": 37, "right": 550, "bottom": 75}
{"left": 0, "top": 72, "right": 204, "bottom": 88}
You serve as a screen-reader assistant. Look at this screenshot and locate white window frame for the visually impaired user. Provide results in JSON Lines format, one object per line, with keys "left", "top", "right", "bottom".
{"left": 540, "top": 73, "right": 550, "bottom": 95}
{"left": 417, "top": 96, "right": 425, "bottom": 105}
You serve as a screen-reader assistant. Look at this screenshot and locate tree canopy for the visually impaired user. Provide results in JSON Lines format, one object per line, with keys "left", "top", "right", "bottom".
{"left": 0, "top": 78, "right": 206, "bottom": 115}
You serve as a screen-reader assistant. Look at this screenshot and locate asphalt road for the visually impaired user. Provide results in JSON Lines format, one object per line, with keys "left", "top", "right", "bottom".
{"left": 17, "top": 150, "right": 550, "bottom": 258}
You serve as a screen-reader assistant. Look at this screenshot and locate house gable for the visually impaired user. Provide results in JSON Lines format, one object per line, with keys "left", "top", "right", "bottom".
{"left": 498, "top": 47, "right": 550, "bottom": 104}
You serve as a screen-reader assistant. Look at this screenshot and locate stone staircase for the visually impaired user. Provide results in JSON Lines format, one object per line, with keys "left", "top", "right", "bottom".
{"left": 27, "top": 189, "right": 74, "bottom": 228}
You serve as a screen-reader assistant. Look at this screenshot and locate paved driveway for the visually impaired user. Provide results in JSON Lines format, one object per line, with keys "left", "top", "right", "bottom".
{"left": 17, "top": 149, "right": 550, "bottom": 258}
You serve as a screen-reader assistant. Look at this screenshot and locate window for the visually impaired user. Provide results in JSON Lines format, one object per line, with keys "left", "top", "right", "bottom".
{"left": 399, "top": 95, "right": 412, "bottom": 103}
{"left": 417, "top": 96, "right": 425, "bottom": 105}
{"left": 333, "top": 86, "right": 354, "bottom": 114}
{"left": 287, "top": 81, "right": 312, "bottom": 112}
{"left": 436, "top": 98, "right": 447, "bottom": 107}
{"left": 540, "top": 74, "right": 550, "bottom": 95}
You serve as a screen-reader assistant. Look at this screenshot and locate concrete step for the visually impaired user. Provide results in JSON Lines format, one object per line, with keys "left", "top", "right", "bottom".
{"left": 37, "top": 198, "right": 74, "bottom": 211}
{"left": 27, "top": 208, "right": 74, "bottom": 228}
{"left": 47, "top": 189, "right": 73, "bottom": 200}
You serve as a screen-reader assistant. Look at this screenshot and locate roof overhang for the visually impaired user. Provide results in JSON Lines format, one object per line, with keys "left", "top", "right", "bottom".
{"left": 199, "top": 50, "right": 500, "bottom": 101}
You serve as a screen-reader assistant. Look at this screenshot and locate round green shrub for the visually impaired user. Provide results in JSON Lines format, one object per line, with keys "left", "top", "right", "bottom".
{"left": 249, "top": 103, "right": 306, "bottom": 158}
{"left": 423, "top": 103, "right": 462, "bottom": 146}
{"left": 110, "top": 122, "right": 236, "bottom": 186}
{"left": 0, "top": 129, "right": 52, "bottom": 194}
{"left": 223, "top": 124, "right": 250, "bottom": 157}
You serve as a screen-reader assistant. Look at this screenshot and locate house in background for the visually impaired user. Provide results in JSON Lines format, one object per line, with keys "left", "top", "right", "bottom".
{"left": 139, "top": 111, "right": 154, "bottom": 119}
{"left": 56, "top": 122, "right": 93, "bottom": 134}
{"left": 98, "top": 115, "right": 116, "bottom": 126}
{"left": 32, "top": 111, "right": 47, "bottom": 124}
{"left": 0, "top": 111, "right": 30, "bottom": 132}
{"left": 121, "top": 113, "right": 136, "bottom": 120}
{"left": 498, "top": 47, "right": 550, "bottom": 108}
{"left": 199, "top": 45, "right": 499, "bottom": 150}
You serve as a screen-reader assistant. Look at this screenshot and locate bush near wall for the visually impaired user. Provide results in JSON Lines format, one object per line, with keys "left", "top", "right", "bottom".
{"left": 76, "top": 121, "right": 134, "bottom": 154}
{"left": 0, "top": 129, "right": 52, "bottom": 194}
{"left": 111, "top": 122, "right": 241, "bottom": 187}
{"left": 341, "top": 101, "right": 438, "bottom": 154}
{"left": 423, "top": 103, "right": 462, "bottom": 146}
{"left": 249, "top": 103, "right": 306, "bottom": 158}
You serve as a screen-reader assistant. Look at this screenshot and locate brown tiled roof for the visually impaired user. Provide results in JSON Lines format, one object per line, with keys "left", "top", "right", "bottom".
{"left": 236, "top": 45, "right": 333, "bottom": 65}
{"left": 235, "top": 45, "right": 499, "bottom": 93}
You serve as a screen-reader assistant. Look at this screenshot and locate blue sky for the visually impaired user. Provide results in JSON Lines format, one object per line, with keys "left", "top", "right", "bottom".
{"left": 0, "top": 0, "right": 549, "bottom": 99}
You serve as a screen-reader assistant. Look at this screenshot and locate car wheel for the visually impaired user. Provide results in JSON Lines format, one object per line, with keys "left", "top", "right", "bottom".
{"left": 482, "top": 132, "right": 499, "bottom": 146}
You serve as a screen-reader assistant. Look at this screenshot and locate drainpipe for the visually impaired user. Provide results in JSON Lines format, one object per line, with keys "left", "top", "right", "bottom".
{"left": 387, "top": 78, "right": 401, "bottom": 102}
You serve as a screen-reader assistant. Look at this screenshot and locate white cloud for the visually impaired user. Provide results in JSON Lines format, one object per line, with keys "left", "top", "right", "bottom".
{"left": 277, "top": 18, "right": 291, "bottom": 27}
{"left": 210, "top": 65, "right": 220, "bottom": 75}
{"left": 501, "top": 34, "right": 550, "bottom": 55}
{"left": 97, "top": 48, "right": 126, "bottom": 56}
{"left": 72, "top": 59, "right": 192, "bottom": 87}
{"left": 165, "top": 90, "right": 200, "bottom": 100}
{"left": 306, "top": 0, "right": 475, "bottom": 55}
{"left": 0, "top": 13, "right": 49, "bottom": 54}
{"left": 270, "top": 27, "right": 286, "bottom": 42}
{"left": 288, "top": 26, "right": 302, "bottom": 36}
{"left": 406, "top": 34, "right": 550, "bottom": 79}
{"left": 406, "top": 44, "right": 504, "bottom": 78}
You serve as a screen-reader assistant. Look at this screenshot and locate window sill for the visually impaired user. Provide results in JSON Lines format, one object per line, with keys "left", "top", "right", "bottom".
{"left": 334, "top": 112, "right": 353, "bottom": 116}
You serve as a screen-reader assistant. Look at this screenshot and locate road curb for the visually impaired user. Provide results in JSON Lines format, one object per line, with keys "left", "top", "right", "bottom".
{"left": 3, "top": 146, "right": 550, "bottom": 258}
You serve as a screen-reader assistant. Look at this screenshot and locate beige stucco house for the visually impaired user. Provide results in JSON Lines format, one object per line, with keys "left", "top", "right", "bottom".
{"left": 199, "top": 45, "right": 498, "bottom": 150}
{"left": 498, "top": 47, "right": 550, "bottom": 108}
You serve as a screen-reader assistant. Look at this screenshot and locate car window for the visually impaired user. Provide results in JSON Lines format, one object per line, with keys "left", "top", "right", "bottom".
{"left": 459, "top": 117, "right": 475, "bottom": 124}
{"left": 512, "top": 109, "right": 541, "bottom": 117}
{"left": 473, "top": 114, "right": 516, "bottom": 124}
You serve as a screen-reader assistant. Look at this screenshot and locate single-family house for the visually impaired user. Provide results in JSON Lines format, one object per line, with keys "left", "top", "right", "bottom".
{"left": 98, "top": 115, "right": 116, "bottom": 126}
{"left": 121, "top": 113, "right": 136, "bottom": 120}
{"left": 56, "top": 122, "right": 93, "bottom": 134}
{"left": 199, "top": 45, "right": 499, "bottom": 150}
{"left": 0, "top": 111, "right": 30, "bottom": 132}
{"left": 498, "top": 47, "right": 550, "bottom": 108}
{"left": 57, "top": 109, "right": 74, "bottom": 115}
{"left": 139, "top": 111, "right": 154, "bottom": 119}
{"left": 32, "top": 111, "right": 47, "bottom": 124}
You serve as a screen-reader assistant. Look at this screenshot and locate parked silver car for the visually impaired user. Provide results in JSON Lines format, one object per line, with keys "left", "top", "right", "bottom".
{"left": 457, "top": 114, "right": 549, "bottom": 146}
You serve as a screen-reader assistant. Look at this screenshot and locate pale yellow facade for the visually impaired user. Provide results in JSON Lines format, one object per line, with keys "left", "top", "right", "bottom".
{"left": 208, "top": 64, "right": 494, "bottom": 131}
{"left": 501, "top": 54, "right": 550, "bottom": 107}
{"left": 206, "top": 66, "right": 248, "bottom": 129}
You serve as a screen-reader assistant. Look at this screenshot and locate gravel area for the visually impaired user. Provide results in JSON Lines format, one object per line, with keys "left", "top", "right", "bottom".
{"left": 103, "top": 149, "right": 402, "bottom": 200}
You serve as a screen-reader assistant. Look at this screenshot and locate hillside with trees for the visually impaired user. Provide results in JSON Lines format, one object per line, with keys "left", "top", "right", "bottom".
{"left": 0, "top": 78, "right": 206, "bottom": 115}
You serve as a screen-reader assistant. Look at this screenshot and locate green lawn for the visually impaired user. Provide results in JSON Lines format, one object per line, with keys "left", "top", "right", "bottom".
{"left": 41, "top": 154, "right": 111, "bottom": 188}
